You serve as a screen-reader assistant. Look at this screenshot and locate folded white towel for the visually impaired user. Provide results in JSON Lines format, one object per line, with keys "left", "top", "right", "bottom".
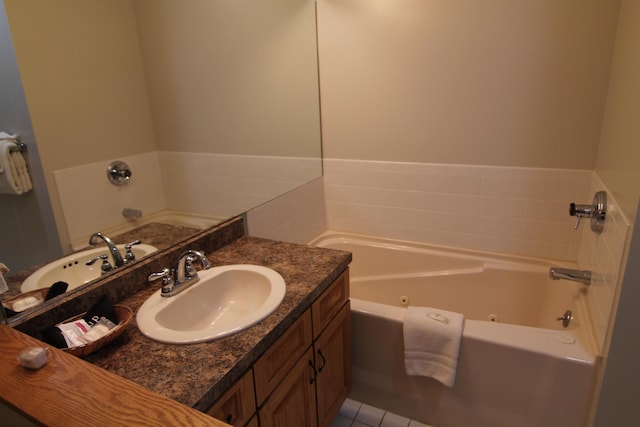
{"left": 403, "top": 307, "right": 464, "bottom": 387}
{"left": 0, "top": 141, "right": 22, "bottom": 194}
{"left": 0, "top": 133, "right": 17, "bottom": 173}
{"left": 12, "top": 150, "right": 32, "bottom": 191}
{"left": 0, "top": 133, "right": 31, "bottom": 195}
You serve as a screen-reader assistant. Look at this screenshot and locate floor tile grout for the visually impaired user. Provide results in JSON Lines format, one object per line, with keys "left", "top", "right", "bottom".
{"left": 333, "top": 398, "right": 432, "bottom": 427}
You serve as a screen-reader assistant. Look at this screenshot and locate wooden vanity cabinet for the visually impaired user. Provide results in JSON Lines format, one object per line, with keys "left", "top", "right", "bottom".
{"left": 258, "top": 269, "right": 351, "bottom": 427}
{"left": 313, "top": 301, "right": 351, "bottom": 427}
{"left": 254, "top": 311, "right": 314, "bottom": 404}
{"left": 258, "top": 346, "right": 318, "bottom": 427}
{"left": 205, "top": 269, "right": 351, "bottom": 427}
{"left": 206, "top": 369, "right": 256, "bottom": 427}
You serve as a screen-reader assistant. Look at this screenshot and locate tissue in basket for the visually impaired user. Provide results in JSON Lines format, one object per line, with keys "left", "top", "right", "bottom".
{"left": 62, "top": 305, "right": 133, "bottom": 357}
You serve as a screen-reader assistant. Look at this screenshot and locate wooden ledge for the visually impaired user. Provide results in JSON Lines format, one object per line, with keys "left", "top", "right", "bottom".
{"left": 0, "top": 326, "right": 228, "bottom": 427}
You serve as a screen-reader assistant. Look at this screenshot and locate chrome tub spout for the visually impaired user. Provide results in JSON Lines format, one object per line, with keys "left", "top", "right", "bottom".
{"left": 549, "top": 267, "right": 591, "bottom": 285}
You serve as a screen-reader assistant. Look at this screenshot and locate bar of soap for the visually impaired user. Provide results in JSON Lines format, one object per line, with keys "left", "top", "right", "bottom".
{"left": 17, "top": 346, "right": 49, "bottom": 369}
{"left": 11, "top": 295, "right": 44, "bottom": 312}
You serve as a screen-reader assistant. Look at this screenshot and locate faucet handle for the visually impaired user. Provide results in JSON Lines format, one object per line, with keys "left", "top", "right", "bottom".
{"left": 568, "top": 191, "right": 606, "bottom": 233}
{"left": 148, "top": 268, "right": 175, "bottom": 294}
{"left": 86, "top": 254, "right": 113, "bottom": 274}
{"left": 123, "top": 240, "right": 142, "bottom": 264}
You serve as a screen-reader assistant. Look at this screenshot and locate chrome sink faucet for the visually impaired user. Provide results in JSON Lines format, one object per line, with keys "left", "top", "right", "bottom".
{"left": 549, "top": 267, "right": 592, "bottom": 285}
{"left": 176, "top": 249, "right": 211, "bottom": 285}
{"left": 148, "top": 249, "right": 211, "bottom": 297}
{"left": 88, "top": 232, "right": 125, "bottom": 268}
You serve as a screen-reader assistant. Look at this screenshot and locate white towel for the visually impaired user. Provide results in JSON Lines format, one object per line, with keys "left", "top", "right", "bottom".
{"left": 403, "top": 307, "right": 464, "bottom": 387}
{"left": 0, "top": 133, "right": 31, "bottom": 195}
{"left": 12, "top": 150, "right": 32, "bottom": 191}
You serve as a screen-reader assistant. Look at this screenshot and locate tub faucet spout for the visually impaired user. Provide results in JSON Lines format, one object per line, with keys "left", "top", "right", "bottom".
{"left": 549, "top": 267, "right": 591, "bottom": 285}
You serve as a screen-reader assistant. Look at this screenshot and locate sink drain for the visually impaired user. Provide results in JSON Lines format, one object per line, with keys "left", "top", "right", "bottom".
{"left": 488, "top": 314, "right": 499, "bottom": 322}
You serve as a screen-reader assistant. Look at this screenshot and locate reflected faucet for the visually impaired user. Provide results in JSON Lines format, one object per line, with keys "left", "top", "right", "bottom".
{"left": 549, "top": 267, "right": 591, "bottom": 285}
{"left": 88, "top": 232, "right": 125, "bottom": 268}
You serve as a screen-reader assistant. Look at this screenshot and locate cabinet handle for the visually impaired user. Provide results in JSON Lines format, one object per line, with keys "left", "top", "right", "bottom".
{"left": 225, "top": 414, "right": 233, "bottom": 424}
{"left": 308, "top": 359, "right": 317, "bottom": 384}
{"left": 317, "top": 349, "right": 327, "bottom": 373}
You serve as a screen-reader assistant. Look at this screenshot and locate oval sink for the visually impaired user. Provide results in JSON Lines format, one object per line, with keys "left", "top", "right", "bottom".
{"left": 136, "top": 264, "right": 286, "bottom": 344}
{"left": 20, "top": 244, "right": 158, "bottom": 293}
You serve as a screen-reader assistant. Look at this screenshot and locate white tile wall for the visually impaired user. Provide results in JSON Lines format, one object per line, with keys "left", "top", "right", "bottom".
{"left": 53, "top": 152, "right": 166, "bottom": 243}
{"left": 578, "top": 175, "right": 630, "bottom": 351}
{"left": 321, "top": 158, "right": 630, "bottom": 352}
{"left": 324, "top": 158, "right": 592, "bottom": 261}
{"left": 159, "top": 151, "right": 322, "bottom": 218}
{"left": 246, "top": 177, "right": 327, "bottom": 244}
{"left": 54, "top": 151, "right": 322, "bottom": 245}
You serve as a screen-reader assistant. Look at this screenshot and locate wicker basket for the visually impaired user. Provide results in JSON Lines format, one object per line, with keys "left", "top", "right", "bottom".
{"left": 61, "top": 305, "right": 133, "bottom": 357}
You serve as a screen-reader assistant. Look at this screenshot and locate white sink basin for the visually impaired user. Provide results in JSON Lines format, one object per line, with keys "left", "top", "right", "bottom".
{"left": 20, "top": 244, "right": 158, "bottom": 293}
{"left": 136, "top": 264, "right": 286, "bottom": 344}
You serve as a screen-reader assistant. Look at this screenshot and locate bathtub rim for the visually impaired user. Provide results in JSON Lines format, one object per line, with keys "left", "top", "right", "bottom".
{"left": 309, "top": 230, "right": 578, "bottom": 273}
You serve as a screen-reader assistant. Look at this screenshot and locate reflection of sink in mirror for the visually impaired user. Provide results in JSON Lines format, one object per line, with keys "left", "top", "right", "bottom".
{"left": 21, "top": 244, "right": 158, "bottom": 293}
{"left": 137, "top": 264, "right": 286, "bottom": 344}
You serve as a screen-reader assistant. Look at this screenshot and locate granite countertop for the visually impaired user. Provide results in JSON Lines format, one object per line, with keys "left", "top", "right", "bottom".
{"left": 82, "top": 236, "right": 352, "bottom": 412}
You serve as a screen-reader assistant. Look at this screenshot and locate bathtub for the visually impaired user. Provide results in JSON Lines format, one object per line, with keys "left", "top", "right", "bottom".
{"left": 311, "top": 231, "right": 599, "bottom": 427}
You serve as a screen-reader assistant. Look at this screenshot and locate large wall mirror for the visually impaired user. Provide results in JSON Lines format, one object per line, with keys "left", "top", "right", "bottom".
{"left": 0, "top": 0, "right": 322, "bottom": 321}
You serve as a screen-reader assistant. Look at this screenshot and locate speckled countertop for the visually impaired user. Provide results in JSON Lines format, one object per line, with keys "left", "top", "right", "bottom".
{"left": 82, "top": 236, "right": 351, "bottom": 412}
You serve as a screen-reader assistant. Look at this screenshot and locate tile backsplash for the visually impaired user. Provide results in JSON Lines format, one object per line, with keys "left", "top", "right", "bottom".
{"left": 246, "top": 177, "right": 327, "bottom": 244}
{"left": 53, "top": 152, "right": 167, "bottom": 244}
{"left": 54, "top": 151, "right": 321, "bottom": 244}
{"left": 324, "top": 158, "right": 592, "bottom": 261}
{"left": 578, "top": 174, "right": 630, "bottom": 351}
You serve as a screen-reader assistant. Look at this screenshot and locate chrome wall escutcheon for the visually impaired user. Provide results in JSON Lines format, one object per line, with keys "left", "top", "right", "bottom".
{"left": 106, "top": 160, "right": 132, "bottom": 186}
{"left": 590, "top": 191, "right": 607, "bottom": 233}
{"left": 568, "top": 191, "right": 606, "bottom": 233}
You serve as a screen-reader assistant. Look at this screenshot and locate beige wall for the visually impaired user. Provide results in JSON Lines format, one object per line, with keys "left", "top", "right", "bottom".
{"left": 134, "top": 0, "right": 321, "bottom": 157}
{"left": 5, "top": 0, "right": 157, "bottom": 250}
{"left": 317, "top": 0, "right": 620, "bottom": 169}
{"left": 5, "top": 0, "right": 157, "bottom": 170}
{"left": 6, "top": 0, "right": 322, "bottom": 250}
{"left": 595, "top": 0, "right": 640, "bottom": 223}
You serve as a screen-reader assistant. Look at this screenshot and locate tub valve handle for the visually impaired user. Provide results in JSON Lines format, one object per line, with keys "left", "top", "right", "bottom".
{"left": 569, "top": 191, "right": 606, "bottom": 233}
{"left": 556, "top": 310, "right": 572, "bottom": 328}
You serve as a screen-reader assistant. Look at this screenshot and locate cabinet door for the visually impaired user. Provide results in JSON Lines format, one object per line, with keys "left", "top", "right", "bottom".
{"left": 259, "top": 347, "right": 318, "bottom": 427}
{"left": 206, "top": 369, "right": 256, "bottom": 427}
{"left": 312, "top": 270, "right": 349, "bottom": 339}
{"left": 254, "top": 311, "right": 313, "bottom": 405}
{"left": 315, "top": 302, "right": 352, "bottom": 427}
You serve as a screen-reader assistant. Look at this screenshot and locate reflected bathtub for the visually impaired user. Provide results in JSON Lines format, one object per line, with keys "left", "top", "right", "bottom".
{"left": 311, "top": 231, "right": 599, "bottom": 427}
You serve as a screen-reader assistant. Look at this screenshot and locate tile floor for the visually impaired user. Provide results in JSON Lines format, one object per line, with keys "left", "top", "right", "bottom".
{"left": 332, "top": 398, "right": 432, "bottom": 427}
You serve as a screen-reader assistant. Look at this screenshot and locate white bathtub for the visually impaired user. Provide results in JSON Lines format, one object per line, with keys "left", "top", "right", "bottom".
{"left": 311, "top": 231, "right": 599, "bottom": 427}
